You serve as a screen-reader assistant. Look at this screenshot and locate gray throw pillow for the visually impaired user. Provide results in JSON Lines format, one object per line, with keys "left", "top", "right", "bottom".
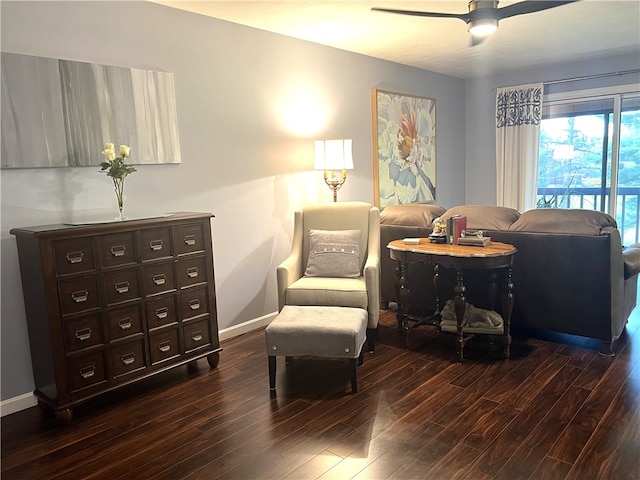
{"left": 304, "top": 229, "right": 361, "bottom": 278}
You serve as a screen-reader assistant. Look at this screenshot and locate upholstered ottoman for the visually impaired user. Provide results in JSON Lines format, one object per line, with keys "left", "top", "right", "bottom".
{"left": 265, "top": 305, "right": 368, "bottom": 393}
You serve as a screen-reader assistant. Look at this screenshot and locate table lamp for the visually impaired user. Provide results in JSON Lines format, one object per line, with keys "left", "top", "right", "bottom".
{"left": 314, "top": 139, "right": 354, "bottom": 202}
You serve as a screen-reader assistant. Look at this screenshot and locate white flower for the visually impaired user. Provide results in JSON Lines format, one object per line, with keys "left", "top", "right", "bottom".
{"left": 102, "top": 143, "right": 116, "bottom": 161}
{"left": 119, "top": 145, "right": 131, "bottom": 157}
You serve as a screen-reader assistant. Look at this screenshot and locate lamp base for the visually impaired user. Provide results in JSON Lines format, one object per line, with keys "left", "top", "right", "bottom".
{"left": 324, "top": 169, "right": 347, "bottom": 202}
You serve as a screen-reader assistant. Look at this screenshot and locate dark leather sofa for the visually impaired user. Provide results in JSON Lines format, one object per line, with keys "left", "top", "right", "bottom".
{"left": 380, "top": 204, "right": 640, "bottom": 354}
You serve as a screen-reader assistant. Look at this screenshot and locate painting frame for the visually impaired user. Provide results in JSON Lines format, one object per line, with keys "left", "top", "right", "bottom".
{"left": 1, "top": 52, "right": 182, "bottom": 169}
{"left": 372, "top": 89, "right": 437, "bottom": 208}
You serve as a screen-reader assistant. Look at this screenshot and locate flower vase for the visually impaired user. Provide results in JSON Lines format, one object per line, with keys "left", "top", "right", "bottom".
{"left": 113, "top": 178, "right": 126, "bottom": 221}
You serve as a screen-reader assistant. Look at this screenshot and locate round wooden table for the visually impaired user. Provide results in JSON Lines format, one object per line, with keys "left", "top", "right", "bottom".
{"left": 388, "top": 239, "right": 517, "bottom": 362}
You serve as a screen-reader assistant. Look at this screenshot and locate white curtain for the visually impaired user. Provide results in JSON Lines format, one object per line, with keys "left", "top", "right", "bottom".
{"left": 495, "top": 82, "right": 543, "bottom": 211}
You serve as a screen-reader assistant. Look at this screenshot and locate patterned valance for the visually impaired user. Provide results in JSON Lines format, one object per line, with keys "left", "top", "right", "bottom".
{"left": 496, "top": 83, "right": 543, "bottom": 128}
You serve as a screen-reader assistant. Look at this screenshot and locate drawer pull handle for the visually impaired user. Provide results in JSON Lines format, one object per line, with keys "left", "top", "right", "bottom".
{"left": 189, "top": 300, "right": 201, "bottom": 310}
{"left": 149, "top": 240, "right": 163, "bottom": 251}
{"left": 110, "top": 245, "right": 126, "bottom": 257}
{"left": 191, "top": 331, "right": 203, "bottom": 342}
{"left": 118, "top": 318, "right": 132, "bottom": 330}
{"left": 115, "top": 282, "right": 130, "bottom": 294}
{"left": 66, "top": 251, "right": 84, "bottom": 264}
{"left": 186, "top": 267, "right": 199, "bottom": 278}
{"left": 155, "top": 307, "right": 168, "bottom": 319}
{"left": 158, "top": 341, "right": 171, "bottom": 353}
{"left": 75, "top": 328, "right": 92, "bottom": 341}
{"left": 184, "top": 235, "right": 196, "bottom": 246}
{"left": 71, "top": 290, "right": 88, "bottom": 303}
{"left": 79, "top": 365, "right": 96, "bottom": 379}
{"left": 153, "top": 274, "right": 166, "bottom": 286}
{"left": 121, "top": 353, "right": 135, "bottom": 365}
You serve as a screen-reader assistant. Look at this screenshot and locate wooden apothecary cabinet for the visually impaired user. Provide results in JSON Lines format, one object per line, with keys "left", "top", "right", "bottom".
{"left": 11, "top": 212, "right": 221, "bottom": 422}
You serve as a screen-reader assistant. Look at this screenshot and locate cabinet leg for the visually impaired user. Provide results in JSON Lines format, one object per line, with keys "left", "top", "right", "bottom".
{"left": 55, "top": 408, "right": 73, "bottom": 424}
{"left": 206, "top": 352, "right": 220, "bottom": 369}
{"left": 37, "top": 398, "right": 49, "bottom": 412}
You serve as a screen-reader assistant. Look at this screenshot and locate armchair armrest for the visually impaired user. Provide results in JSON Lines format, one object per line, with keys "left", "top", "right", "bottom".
{"left": 276, "top": 211, "right": 305, "bottom": 311}
{"left": 364, "top": 207, "right": 381, "bottom": 329}
{"left": 277, "top": 252, "right": 302, "bottom": 312}
{"left": 364, "top": 252, "right": 380, "bottom": 329}
{"left": 623, "top": 243, "right": 640, "bottom": 279}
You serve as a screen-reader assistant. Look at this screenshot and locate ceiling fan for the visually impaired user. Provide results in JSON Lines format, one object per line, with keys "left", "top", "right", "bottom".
{"left": 372, "top": 1, "right": 577, "bottom": 44}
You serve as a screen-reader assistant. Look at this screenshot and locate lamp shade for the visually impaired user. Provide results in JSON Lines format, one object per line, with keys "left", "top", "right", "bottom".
{"left": 314, "top": 139, "right": 354, "bottom": 171}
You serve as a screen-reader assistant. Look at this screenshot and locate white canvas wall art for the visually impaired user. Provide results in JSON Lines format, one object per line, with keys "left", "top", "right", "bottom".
{"left": 1, "top": 53, "right": 181, "bottom": 168}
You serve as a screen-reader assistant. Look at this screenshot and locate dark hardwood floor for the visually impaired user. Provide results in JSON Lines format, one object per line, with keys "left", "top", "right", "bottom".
{"left": 3, "top": 304, "right": 640, "bottom": 480}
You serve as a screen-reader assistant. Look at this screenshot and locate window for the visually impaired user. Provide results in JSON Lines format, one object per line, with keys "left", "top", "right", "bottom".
{"left": 537, "top": 88, "right": 640, "bottom": 244}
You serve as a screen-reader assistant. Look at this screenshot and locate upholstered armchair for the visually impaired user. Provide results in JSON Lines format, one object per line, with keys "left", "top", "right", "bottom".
{"left": 276, "top": 202, "right": 381, "bottom": 351}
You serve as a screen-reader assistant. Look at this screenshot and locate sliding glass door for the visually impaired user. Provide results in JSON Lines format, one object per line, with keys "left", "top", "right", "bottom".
{"left": 537, "top": 91, "right": 640, "bottom": 244}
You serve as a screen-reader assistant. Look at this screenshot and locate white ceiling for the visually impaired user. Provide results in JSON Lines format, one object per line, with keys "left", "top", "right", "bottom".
{"left": 150, "top": 1, "right": 640, "bottom": 79}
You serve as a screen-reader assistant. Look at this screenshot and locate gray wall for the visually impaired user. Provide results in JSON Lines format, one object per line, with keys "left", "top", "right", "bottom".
{"left": 0, "top": 1, "right": 466, "bottom": 401}
{"left": 464, "top": 52, "right": 640, "bottom": 205}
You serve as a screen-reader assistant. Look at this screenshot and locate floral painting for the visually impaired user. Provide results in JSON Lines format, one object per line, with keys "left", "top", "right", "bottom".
{"left": 372, "top": 89, "right": 436, "bottom": 208}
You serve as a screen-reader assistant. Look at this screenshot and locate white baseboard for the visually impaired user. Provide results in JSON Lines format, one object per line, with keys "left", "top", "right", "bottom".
{"left": 0, "top": 392, "right": 38, "bottom": 417}
{"left": 218, "top": 311, "right": 277, "bottom": 341}
{"left": 0, "top": 312, "right": 277, "bottom": 417}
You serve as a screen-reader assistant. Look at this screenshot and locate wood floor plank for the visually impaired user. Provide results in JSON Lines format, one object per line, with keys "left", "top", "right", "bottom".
{"left": 470, "top": 363, "right": 584, "bottom": 477}
{"left": 493, "top": 384, "right": 591, "bottom": 480}
{"left": 547, "top": 332, "right": 639, "bottom": 465}
{"left": 564, "top": 361, "right": 640, "bottom": 480}
{"left": 2, "top": 307, "right": 639, "bottom": 480}
{"left": 281, "top": 450, "right": 344, "bottom": 480}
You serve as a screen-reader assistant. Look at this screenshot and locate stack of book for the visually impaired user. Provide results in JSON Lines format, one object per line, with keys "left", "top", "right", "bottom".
{"left": 446, "top": 215, "right": 467, "bottom": 245}
{"left": 458, "top": 236, "right": 492, "bottom": 247}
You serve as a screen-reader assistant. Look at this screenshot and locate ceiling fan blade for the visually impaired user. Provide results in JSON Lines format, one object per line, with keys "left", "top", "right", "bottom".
{"left": 371, "top": 7, "right": 469, "bottom": 23}
{"left": 496, "top": 0, "right": 577, "bottom": 20}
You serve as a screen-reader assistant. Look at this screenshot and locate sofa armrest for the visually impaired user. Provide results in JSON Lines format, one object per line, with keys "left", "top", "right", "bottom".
{"left": 623, "top": 243, "right": 640, "bottom": 279}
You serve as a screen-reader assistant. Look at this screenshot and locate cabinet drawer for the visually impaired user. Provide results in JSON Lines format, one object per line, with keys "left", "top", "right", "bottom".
{"left": 139, "top": 228, "right": 172, "bottom": 261}
{"left": 146, "top": 296, "right": 178, "bottom": 330}
{"left": 103, "top": 269, "right": 141, "bottom": 306}
{"left": 143, "top": 262, "right": 176, "bottom": 297}
{"left": 58, "top": 277, "right": 100, "bottom": 316}
{"left": 67, "top": 352, "right": 106, "bottom": 392}
{"left": 180, "top": 287, "right": 208, "bottom": 321}
{"left": 106, "top": 304, "right": 143, "bottom": 341}
{"left": 99, "top": 232, "right": 136, "bottom": 268}
{"left": 150, "top": 329, "right": 180, "bottom": 364}
{"left": 173, "top": 223, "right": 205, "bottom": 256}
{"left": 63, "top": 314, "right": 103, "bottom": 352}
{"left": 183, "top": 318, "right": 211, "bottom": 353}
{"left": 53, "top": 237, "right": 95, "bottom": 276}
{"left": 109, "top": 339, "right": 146, "bottom": 378}
{"left": 176, "top": 256, "right": 207, "bottom": 289}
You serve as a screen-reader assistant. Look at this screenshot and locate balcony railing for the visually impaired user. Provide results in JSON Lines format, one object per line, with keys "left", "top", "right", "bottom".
{"left": 536, "top": 186, "right": 640, "bottom": 245}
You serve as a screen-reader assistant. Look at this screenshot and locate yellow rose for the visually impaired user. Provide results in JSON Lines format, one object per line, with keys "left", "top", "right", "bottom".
{"left": 101, "top": 144, "right": 116, "bottom": 161}
{"left": 119, "top": 145, "right": 131, "bottom": 157}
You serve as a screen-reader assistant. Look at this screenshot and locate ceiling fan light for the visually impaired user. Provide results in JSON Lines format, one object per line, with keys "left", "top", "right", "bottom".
{"left": 468, "top": 18, "right": 498, "bottom": 36}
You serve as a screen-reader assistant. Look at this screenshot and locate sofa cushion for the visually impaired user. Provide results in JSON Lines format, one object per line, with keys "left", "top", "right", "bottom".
{"left": 510, "top": 209, "right": 617, "bottom": 235}
{"left": 285, "top": 277, "right": 368, "bottom": 309}
{"left": 304, "top": 229, "right": 361, "bottom": 278}
{"left": 380, "top": 204, "right": 446, "bottom": 227}
{"left": 265, "top": 305, "right": 367, "bottom": 359}
{"left": 440, "top": 205, "right": 520, "bottom": 231}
